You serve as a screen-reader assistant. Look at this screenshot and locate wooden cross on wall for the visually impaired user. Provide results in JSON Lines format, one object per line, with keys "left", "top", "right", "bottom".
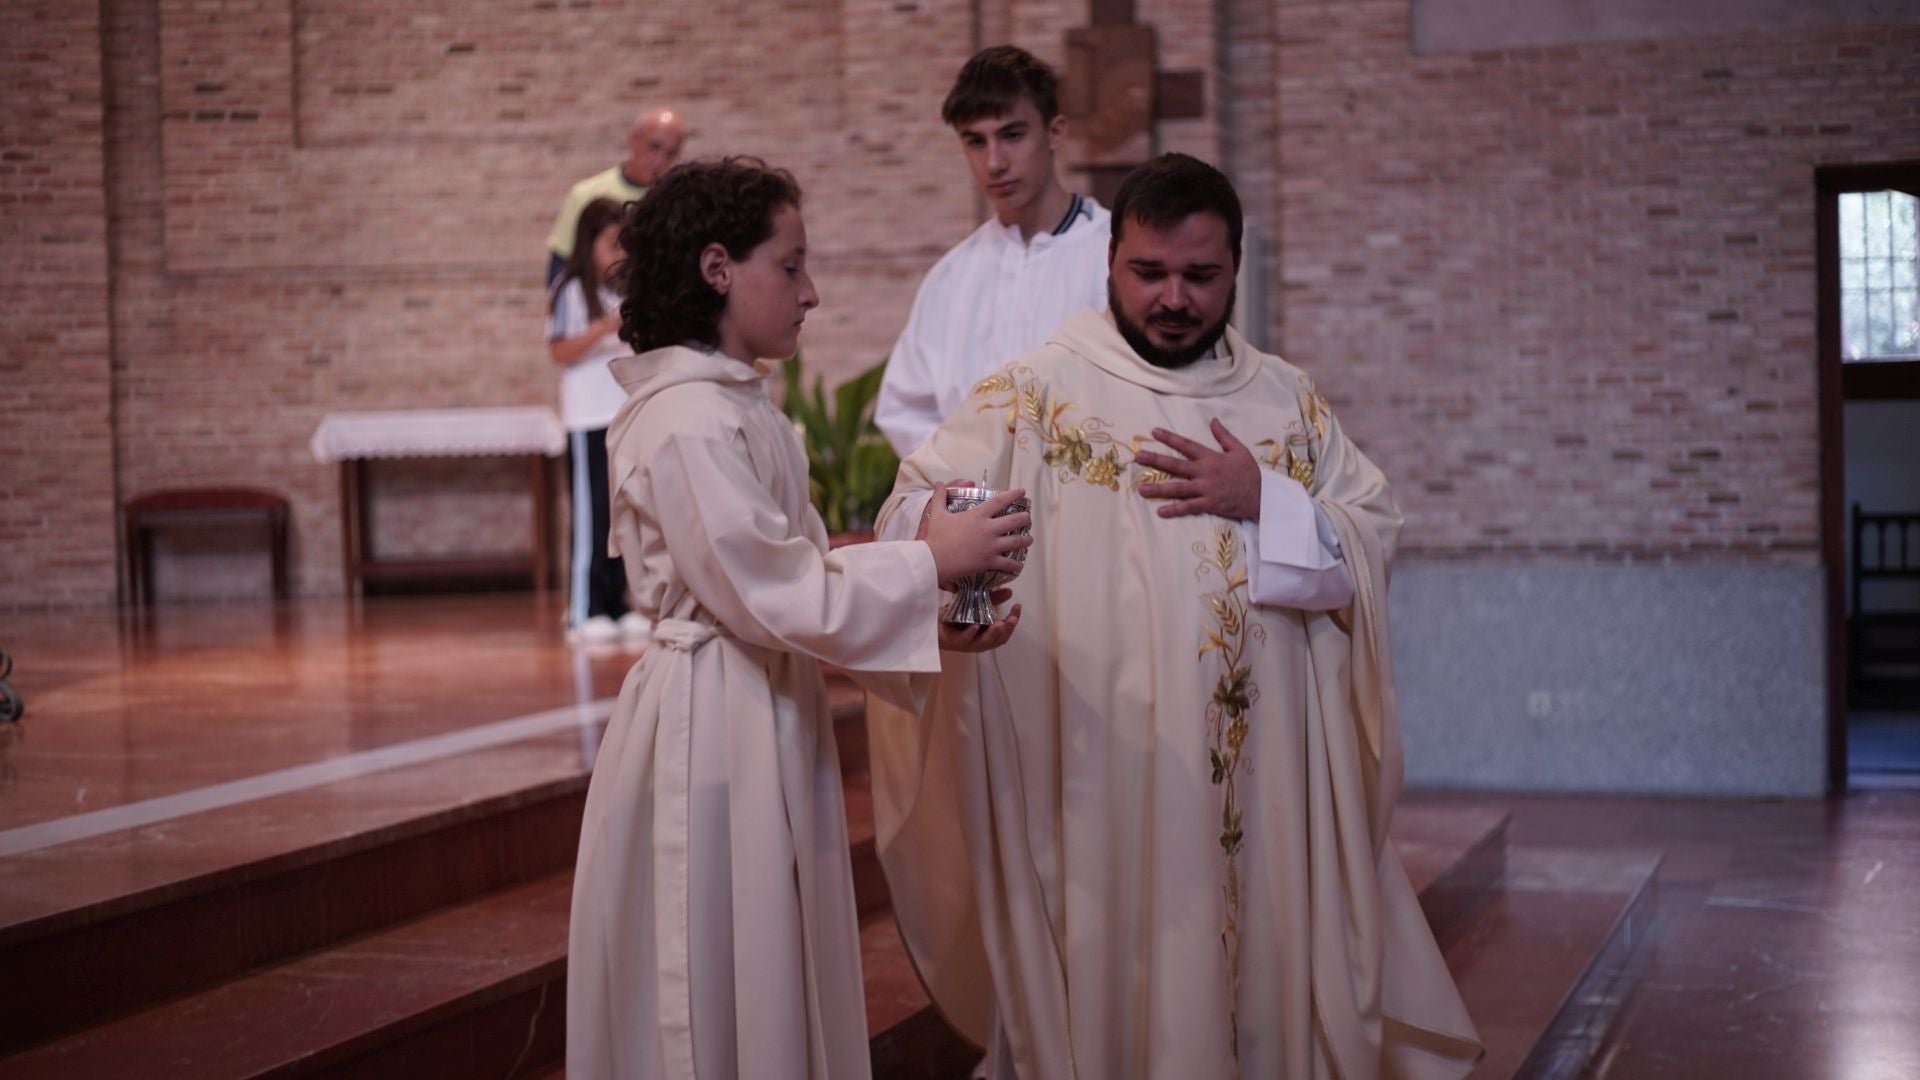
{"left": 1061, "top": 0, "right": 1207, "bottom": 206}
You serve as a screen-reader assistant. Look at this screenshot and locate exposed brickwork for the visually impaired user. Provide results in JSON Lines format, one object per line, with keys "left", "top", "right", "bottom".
{"left": 83, "top": 0, "right": 986, "bottom": 602}
{"left": 1225, "top": 0, "right": 1280, "bottom": 350}
{"left": 0, "top": 1, "right": 119, "bottom": 608}
{"left": 4, "top": 0, "right": 1914, "bottom": 607}
{"left": 1141, "top": 0, "right": 1222, "bottom": 165}
{"left": 1263, "top": 2, "right": 1920, "bottom": 564}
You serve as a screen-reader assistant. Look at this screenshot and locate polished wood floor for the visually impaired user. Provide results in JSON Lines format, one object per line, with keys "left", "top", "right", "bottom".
{"left": 1440, "top": 789, "right": 1919, "bottom": 1079}
{"left": 0, "top": 595, "right": 1915, "bottom": 1077}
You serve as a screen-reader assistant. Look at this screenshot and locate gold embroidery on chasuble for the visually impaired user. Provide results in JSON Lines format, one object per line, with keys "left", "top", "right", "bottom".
{"left": 1255, "top": 377, "right": 1330, "bottom": 488}
{"left": 974, "top": 367, "right": 1132, "bottom": 493}
{"left": 1195, "top": 526, "right": 1262, "bottom": 1064}
{"left": 971, "top": 368, "right": 1214, "bottom": 496}
{"left": 974, "top": 368, "right": 1329, "bottom": 499}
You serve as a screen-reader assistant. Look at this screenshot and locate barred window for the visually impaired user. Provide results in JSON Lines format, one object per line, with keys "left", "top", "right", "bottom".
{"left": 1840, "top": 190, "right": 1920, "bottom": 362}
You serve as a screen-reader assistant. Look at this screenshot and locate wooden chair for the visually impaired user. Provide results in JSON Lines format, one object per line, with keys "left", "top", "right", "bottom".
{"left": 1849, "top": 504, "right": 1920, "bottom": 703}
{"left": 0, "top": 649, "right": 19, "bottom": 724}
{"left": 124, "top": 488, "right": 291, "bottom": 606}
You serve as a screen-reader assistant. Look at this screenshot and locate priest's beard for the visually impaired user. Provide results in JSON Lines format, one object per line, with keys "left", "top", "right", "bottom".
{"left": 1109, "top": 282, "right": 1236, "bottom": 369}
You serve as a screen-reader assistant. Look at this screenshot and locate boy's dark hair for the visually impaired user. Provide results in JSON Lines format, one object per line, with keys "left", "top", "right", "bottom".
{"left": 1108, "top": 153, "right": 1243, "bottom": 265}
{"left": 615, "top": 157, "right": 802, "bottom": 354}
{"left": 552, "top": 197, "right": 626, "bottom": 320}
{"left": 941, "top": 45, "right": 1060, "bottom": 127}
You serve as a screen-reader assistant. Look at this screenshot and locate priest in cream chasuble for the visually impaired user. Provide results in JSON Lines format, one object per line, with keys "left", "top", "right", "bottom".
{"left": 866, "top": 154, "right": 1482, "bottom": 1080}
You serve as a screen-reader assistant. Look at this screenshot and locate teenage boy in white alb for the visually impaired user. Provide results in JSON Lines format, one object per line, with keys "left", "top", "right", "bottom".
{"left": 874, "top": 45, "right": 1112, "bottom": 457}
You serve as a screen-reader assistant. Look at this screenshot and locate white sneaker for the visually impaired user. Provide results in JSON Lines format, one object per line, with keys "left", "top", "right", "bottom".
{"left": 619, "top": 613, "right": 653, "bottom": 640}
{"left": 568, "top": 615, "right": 621, "bottom": 645}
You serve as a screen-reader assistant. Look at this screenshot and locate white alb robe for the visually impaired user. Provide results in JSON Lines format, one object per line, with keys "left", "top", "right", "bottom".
{"left": 874, "top": 197, "right": 1111, "bottom": 457}
{"left": 868, "top": 310, "right": 1483, "bottom": 1080}
{"left": 568, "top": 345, "right": 943, "bottom": 1080}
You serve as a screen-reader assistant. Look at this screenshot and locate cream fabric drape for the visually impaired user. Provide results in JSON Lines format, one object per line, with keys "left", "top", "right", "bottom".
{"left": 868, "top": 311, "right": 1482, "bottom": 1079}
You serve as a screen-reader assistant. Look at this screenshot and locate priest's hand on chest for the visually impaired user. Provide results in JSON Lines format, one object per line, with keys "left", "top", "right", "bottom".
{"left": 1135, "top": 418, "right": 1262, "bottom": 521}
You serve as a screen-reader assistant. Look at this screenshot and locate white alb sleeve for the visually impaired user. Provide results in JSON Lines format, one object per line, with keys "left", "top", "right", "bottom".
{"left": 876, "top": 490, "right": 935, "bottom": 543}
{"left": 874, "top": 308, "right": 944, "bottom": 458}
{"left": 1240, "top": 468, "right": 1355, "bottom": 611}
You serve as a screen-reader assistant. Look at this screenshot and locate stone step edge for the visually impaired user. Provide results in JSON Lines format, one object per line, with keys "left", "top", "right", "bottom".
{"left": 12, "top": 809, "right": 1521, "bottom": 1076}
{"left": 1508, "top": 855, "right": 1662, "bottom": 1080}
{"left": 0, "top": 873, "right": 574, "bottom": 1079}
{"left": 0, "top": 780, "right": 586, "bottom": 1057}
{"left": 1, "top": 771, "right": 588, "bottom": 951}
{"left": 1418, "top": 811, "right": 1512, "bottom": 949}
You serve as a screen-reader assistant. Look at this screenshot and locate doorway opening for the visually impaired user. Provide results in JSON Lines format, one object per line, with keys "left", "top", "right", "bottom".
{"left": 1818, "top": 163, "right": 1920, "bottom": 790}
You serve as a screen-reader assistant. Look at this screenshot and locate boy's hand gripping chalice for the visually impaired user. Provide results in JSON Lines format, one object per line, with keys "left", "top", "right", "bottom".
{"left": 942, "top": 486, "right": 1032, "bottom": 626}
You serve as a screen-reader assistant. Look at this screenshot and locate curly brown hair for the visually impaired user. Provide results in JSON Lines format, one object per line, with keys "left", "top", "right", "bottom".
{"left": 614, "top": 157, "right": 803, "bottom": 354}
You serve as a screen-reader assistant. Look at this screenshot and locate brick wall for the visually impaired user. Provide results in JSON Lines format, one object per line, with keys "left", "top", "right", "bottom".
{"left": 0, "top": 1, "right": 119, "bottom": 609}
{"left": 1261, "top": 1, "right": 1920, "bottom": 564}
{"left": 6, "top": 0, "right": 1914, "bottom": 608}
{"left": 84, "top": 0, "right": 993, "bottom": 602}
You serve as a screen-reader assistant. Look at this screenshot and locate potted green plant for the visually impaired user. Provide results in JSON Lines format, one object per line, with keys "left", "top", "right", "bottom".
{"left": 780, "top": 355, "right": 899, "bottom": 545}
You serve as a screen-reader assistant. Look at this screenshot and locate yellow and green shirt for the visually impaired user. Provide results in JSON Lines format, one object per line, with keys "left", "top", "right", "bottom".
{"left": 547, "top": 166, "right": 647, "bottom": 260}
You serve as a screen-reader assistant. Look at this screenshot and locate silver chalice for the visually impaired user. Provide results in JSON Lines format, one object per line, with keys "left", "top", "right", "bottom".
{"left": 942, "top": 486, "right": 1032, "bottom": 626}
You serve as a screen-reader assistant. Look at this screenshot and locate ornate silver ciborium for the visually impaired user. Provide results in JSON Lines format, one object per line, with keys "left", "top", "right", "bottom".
{"left": 941, "top": 486, "right": 1032, "bottom": 626}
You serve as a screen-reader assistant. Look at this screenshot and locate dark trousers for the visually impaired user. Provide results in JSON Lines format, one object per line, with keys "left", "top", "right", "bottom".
{"left": 566, "top": 427, "right": 629, "bottom": 624}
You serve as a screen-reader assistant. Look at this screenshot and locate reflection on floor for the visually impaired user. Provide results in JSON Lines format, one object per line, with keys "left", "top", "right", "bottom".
{"left": 1849, "top": 708, "right": 1920, "bottom": 784}
{"left": 0, "top": 596, "right": 1914, "bottom": 1078}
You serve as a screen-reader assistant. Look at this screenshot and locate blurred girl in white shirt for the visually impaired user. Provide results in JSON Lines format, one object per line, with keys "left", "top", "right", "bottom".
{"left": 548, "top": 197, "right": 645, "bottom": 642}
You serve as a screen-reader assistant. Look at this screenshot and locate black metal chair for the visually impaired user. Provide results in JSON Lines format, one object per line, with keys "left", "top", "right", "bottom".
{"left": 0, "top": 649, "right": 20, "bottom": 724}
{"left": 1849, "top": 504, "right": 1920, "bottom": 705}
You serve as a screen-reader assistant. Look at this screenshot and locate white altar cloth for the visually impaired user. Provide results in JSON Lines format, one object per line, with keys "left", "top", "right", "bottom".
{"left": 310, "top": 407, "right": 566, "bottom": 463}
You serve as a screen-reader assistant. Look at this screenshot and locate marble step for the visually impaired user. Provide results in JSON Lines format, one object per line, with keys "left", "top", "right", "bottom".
{"left": 0, "top": 872, "right": 572, "bottom": 1079}
{"left": 0, "top": 780, "right": 1512, "bottom": 1077}
{"left": 1449, "top": 847, "right": 1662, "bottom": 1079}
{"left": 1398, "top": 804, "right": 1512, "bottom": 950}
{"left": 0, "top": 874, "right": 955, "bottom": 1077}
{"left": 0, "top": 732, "right": 592, "bottom": 1056}
{"left": 2, "top": 665, "right": 1526, "bottom": 1078}
{"left": 0, "top": 675, "right": 865, "bottom": 1061}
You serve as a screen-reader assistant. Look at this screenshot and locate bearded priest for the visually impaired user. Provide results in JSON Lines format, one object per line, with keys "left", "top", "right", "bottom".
{"left": 867, "top": 153, "right": 1484, "bottom": 1080}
